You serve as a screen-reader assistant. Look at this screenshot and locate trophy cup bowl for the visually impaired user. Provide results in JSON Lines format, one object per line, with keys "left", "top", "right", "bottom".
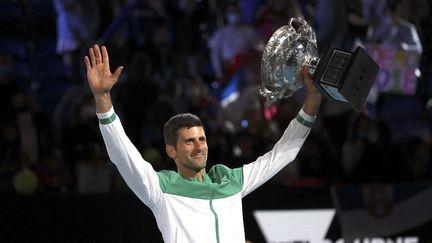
{"left": 260, "top": 18, "right": 319, "bottom": 101}
{"left": 260, "top": 18, "right": 380, "bottom": 111}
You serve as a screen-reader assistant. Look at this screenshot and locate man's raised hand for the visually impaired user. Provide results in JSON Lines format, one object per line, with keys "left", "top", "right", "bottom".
{"left": 84, "top": 45, "right": 123, "bottom": 96}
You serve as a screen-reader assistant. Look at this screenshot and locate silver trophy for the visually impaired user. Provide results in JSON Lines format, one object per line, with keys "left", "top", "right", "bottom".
{"left": 260, "top": 18, "right": 379, "bottom": 111}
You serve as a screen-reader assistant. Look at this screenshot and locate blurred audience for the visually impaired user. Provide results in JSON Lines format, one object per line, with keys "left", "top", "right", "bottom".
{"left": 365, "top": 0, "right": 423, "bottom": 54}
{"left": 254, "top": 0, "right": 303, "bottom": 41}
{"left": 208, "top": 1, "right": 264, "bottom": 83}
{"left": 0, "top": 0, "right": 430, "bottom": 195}
{"left": 54, "top": 0, "right": 101, "bottom": 85}
{"left": 76, "top": 143, "right": 113, "bottom": 193}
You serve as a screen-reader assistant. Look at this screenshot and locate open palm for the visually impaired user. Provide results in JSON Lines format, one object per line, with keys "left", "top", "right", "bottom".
{"left": 84, "top": 45, "right": 123, "bottom": 95}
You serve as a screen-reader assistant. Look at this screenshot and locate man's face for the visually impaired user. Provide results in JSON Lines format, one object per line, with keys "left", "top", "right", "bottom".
{"left": 171, "top": 126, "right": 208, "bottom": 173}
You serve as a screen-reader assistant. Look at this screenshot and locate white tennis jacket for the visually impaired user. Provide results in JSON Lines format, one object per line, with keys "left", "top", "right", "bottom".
{"left": 97, "top": 107, "right": 314, "bottom": 243}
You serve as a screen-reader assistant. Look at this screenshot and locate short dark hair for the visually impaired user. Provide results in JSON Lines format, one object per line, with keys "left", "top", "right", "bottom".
{"left": 163, "top": 113, "right": 204, "bottom": 146}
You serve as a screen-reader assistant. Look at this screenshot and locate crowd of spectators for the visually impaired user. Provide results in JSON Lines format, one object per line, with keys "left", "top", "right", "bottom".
{"left": 1, "top": 0, "right": 431, "bottom": 195}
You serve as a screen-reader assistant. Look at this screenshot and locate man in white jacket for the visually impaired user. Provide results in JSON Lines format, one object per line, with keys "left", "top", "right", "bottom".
{"left": 84, "top": 44, "right": 322, "bottom": 243}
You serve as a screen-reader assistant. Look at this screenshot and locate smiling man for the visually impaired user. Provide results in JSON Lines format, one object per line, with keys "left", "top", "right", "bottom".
{"left": 85, "top": 44, "right": 322, "bottom": 243}
{"left": 164, "top": 114, "right": 209, "bottom": 180}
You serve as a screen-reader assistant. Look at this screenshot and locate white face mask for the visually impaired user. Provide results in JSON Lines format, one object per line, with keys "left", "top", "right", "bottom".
{"left": 226, "top": 13, "right": 240, "bottom": 25}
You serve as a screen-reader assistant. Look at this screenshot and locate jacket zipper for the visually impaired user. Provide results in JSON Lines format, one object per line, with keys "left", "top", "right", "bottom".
{"left": 209, "top": 185, "right": 220, "bottom": 243}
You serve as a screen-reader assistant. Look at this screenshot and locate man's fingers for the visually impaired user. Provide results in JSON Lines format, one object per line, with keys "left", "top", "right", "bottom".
{"left": 302, "top": 66, "right": 312, "bottom": 83}
{"left": 94, "top": 44, "right": 102, "bottom": 64}
{"left": 89, "top": 47, "right": 96, "bottom": 66}
{"left": 112, "top": 66, "right": 124, "bottom": 80}
{"left": 101, "top": 46, "right": 109, "bottom": 64}
{"left": 84, "top": 56, "right": 91, "bottom": 70}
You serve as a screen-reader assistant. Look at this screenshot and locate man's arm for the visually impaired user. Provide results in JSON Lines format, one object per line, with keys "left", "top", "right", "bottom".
{"left": 85, "top": 45, "right": 162, "bottom": 209}
{"left": 241, "top": 66, "right": 322, "bottom": 196}
{"left": 301, "top": 66, "right": 322, "bottom": 117}
{"left": 84, "top": 45, "right": 122, "bottom": 113}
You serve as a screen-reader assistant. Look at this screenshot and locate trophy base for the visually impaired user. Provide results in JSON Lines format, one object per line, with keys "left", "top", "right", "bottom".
{"left": 312, "top": 45, "right": 380, "bottom": 111}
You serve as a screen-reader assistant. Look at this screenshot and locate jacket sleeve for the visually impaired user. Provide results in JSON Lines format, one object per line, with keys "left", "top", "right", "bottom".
{"left": 97, "top": 107, "right": 162, "bottom": 209}
{"left": 241, "top": 109, "right": 315, "bottom": 197}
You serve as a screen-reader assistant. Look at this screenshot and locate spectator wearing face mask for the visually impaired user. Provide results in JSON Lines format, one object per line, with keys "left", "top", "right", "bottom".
{"left": 208, "top": 2, "right": 264, "bottom": 83}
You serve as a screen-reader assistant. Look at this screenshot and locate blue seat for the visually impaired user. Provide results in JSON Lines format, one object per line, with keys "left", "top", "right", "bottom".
{"left": 13, "top": 61, "right": 31, "bottom": 80}
{"left": 33, "top": 61, "right": 70, "bottom": 81}
{"left": 0, "top": 39, "right": 28, "bottom": 60}
{"left": 27, "top": 0, "right": 56, "bottom": 19}
{"left": 0, "top": 1, "right": 23, "bottom": 19}
{"left": 0, "top": 1, "right": 28, "bottom": 39}
{"left": 27, "top": 0, "right": 56, "bottom": 39}
{"left": 32, "top": 39, "right": 62, "bottom": 62}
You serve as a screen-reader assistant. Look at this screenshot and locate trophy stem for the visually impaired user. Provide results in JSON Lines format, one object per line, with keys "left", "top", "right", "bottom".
{"left": 304, "top": 56, "right": 320, "bottom": 77}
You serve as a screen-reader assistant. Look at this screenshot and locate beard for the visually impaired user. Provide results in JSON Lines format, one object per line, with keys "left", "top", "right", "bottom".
{"left": 184, "top": 154, "right": 207, "bottom": 172}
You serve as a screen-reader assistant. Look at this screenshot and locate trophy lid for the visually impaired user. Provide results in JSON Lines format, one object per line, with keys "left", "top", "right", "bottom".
{"left": 260, "top": 18, "right": 318, "bottom": 102}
